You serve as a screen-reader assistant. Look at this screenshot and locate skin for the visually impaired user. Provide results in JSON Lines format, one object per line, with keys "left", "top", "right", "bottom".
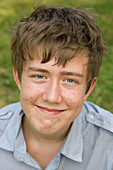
{"left": 13, "top": 53, "right": 97, "bottom": 168}
{"left": 14, "top": 53, "right": 97, "bottom": 139}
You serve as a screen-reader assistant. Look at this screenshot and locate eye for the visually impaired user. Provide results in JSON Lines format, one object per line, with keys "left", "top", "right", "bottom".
{"left": 36, "top": 75, "right": 45, "bottom": 79}
{"left": 33, "top": 74, "right": 47, "bottom": 81}
{"left": 63, "top": 78, "right": 79, "bottom": 86}
{"left": 66, "top": 78, "right": 75, "bottom": 83}
{"left": 64, "top": 78, "right": 76, "bottom": 84}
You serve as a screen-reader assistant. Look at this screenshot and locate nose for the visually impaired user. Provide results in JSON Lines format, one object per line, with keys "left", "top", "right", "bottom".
{"left": 43, "top": 80, "right": 62, "bottom": 103}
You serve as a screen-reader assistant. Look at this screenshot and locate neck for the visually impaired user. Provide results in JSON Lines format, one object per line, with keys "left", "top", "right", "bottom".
{"left": 22, "top": 115, "right": 71, "bottom": 145}
{"left": 22, "top": 115, "right": 71, "bottom": 170}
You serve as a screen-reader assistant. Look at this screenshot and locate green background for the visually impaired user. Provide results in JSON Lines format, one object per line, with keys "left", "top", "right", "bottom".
{"left": 0, "top": 0, "right": 113, "bottom": 112}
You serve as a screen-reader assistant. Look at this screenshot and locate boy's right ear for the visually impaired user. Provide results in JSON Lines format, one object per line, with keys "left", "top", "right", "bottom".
{"left": 13, "top": 68, "right": 21, "bottom": 90}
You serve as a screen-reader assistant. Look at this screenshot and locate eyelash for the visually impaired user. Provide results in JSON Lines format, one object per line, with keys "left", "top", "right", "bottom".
{"left": 36, "top": 75, "right": 45, "bottom": 79}
{"left": 64, "top": 78, "right": 78, "bottom": 84}
{"left": 31, "top": 74, "right": 47, "bottom": 80}
{"left": 31, "top": 74, "right": 79, "bottom": 85}
{"left": 65, "top": 78, "right": 75, "bottom": 83}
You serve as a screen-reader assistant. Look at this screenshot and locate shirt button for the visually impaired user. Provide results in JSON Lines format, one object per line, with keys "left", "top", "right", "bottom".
{"left": 8, "top": 111, "right": 13, "bottom": 115}
{"left": 89, "top": 114, "right": 94, "bottom": 119}
{"left": 58, "top": 153, "right": 60, "bottom": 157}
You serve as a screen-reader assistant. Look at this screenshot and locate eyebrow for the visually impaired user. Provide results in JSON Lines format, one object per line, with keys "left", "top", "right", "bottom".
{"left": 60, "top": 71, "right": 83, "bottom": 78}
{"left": 27, "top": 67, "right": 83, "bottom": 78}
{"left": 27, "top": 67, "right": 49, "bottom": 74}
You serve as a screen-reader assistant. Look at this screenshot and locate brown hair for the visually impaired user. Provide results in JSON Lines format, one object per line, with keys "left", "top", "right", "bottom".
{"left": 11, "top": 5, "right": 106, "bottom": 92}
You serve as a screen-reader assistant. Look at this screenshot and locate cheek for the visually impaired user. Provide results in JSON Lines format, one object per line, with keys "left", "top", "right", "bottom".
{"left": 20, "top": 84, "right": 42, "bottom": 102}
{"left": 63, "top": 90, "right": 84, "bottom": 107}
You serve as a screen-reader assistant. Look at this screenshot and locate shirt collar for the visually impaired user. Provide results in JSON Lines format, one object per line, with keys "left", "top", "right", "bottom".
{"left": 0, "top": 104, "right": 23, "bottom": 151}
{"left": 0, "top": 103, "right": 84, "bottom": 163}
{"left": 61, "top": 112, "right": 83, "bottom": 162}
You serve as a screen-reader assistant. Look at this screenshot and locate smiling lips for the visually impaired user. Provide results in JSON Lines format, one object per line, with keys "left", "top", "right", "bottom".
{"left": 37, "top": 106, "right": 65, "bottom": 115}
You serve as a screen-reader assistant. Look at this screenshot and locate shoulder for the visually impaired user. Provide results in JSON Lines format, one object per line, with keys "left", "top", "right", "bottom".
{"left": 82, "top": 101, "right": 113, "bottom": 133}
{"left": 0, "top": 102, "right": 21, "bottom": 119}
{"left": 0, "top": 102, "right": 22, "bottom": 135}
{"left": 82, "top": 102, "right": 113, "bottom": 169}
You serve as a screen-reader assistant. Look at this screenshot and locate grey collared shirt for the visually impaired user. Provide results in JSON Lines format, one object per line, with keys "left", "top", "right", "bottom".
{"left": 0, "top": 101, "right": 113, "bottom": 170}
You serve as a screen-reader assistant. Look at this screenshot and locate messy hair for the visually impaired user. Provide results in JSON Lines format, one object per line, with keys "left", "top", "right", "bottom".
{"left": 11, "top": 5, "right": 106, "bottom": 92}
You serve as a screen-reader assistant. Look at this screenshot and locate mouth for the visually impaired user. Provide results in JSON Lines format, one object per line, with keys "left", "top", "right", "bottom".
{"left": 37, "top": 105, "right": 65, "bottom": 116}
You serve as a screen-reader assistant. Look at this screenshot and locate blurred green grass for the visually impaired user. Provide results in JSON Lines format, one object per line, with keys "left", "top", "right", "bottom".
{"left": 0, "top": 0, "right": 113, "bottom": 112}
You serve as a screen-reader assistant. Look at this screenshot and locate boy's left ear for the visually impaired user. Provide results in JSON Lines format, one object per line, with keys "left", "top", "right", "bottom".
{"left": 84, "top": 77, "right": 97, "bottom": 101}
{"left": 13, "top": 68, "right": 21, "bottom": 90}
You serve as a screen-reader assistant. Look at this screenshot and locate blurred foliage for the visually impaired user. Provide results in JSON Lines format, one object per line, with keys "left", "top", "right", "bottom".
{"left": 0, "top": 0, "right": 113, "bottom": 112}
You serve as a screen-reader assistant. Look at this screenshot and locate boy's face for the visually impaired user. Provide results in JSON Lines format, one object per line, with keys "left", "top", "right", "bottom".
{"left": 14, "top": 54, "right": 96, "bottom": 138}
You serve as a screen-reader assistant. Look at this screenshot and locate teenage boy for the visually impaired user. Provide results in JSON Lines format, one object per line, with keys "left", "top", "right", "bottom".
{"left": 0, "top": 5, "right": 113, "bottom": 170}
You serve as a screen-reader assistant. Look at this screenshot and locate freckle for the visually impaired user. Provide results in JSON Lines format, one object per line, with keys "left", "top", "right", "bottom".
{"left": 58, "top": 118, "right": 61, "bottom": 121}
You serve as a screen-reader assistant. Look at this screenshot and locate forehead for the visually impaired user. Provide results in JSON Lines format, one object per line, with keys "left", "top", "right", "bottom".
{"left": 24, "top": 53, "right": 89, "bottom": 77}
{"left": 26, "top": 44, "right": 90, "bottom": 67}
{"left": 29, "top": 47, "right": 88, "bottom": 64}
